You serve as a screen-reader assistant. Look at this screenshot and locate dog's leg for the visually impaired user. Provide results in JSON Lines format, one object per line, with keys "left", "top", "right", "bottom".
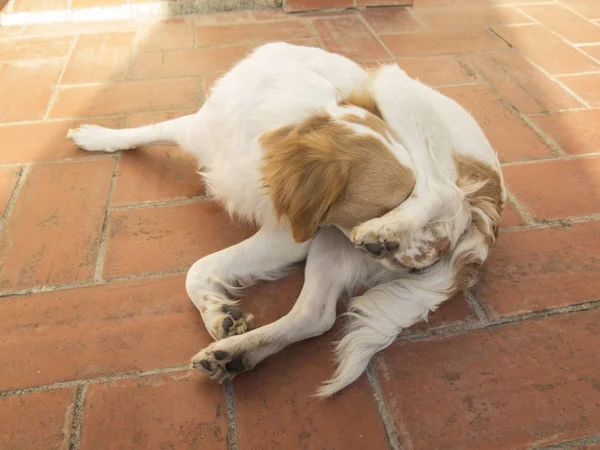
{"left": 186, "top": 227, "right": 310, "bottom": 341}
{"left": 67, "top": 114, "right": 196, "bottom": 152}
{"left": 190, "top": 226, "right": 368, "bottom": 382}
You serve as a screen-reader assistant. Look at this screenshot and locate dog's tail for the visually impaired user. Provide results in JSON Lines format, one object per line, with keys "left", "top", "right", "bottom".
{"left": 315, "top": 279, "right": 447, "bottom": 398}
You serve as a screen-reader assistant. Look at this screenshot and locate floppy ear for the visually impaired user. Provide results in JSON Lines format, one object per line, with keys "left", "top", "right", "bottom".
{"left": 260, "top": 123, "right": 350, "bottom": 243}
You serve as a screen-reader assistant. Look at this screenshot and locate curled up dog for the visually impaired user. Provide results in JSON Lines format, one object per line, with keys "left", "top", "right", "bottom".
{"left": 67, "top": 42, "right": 505, "bottom": 397}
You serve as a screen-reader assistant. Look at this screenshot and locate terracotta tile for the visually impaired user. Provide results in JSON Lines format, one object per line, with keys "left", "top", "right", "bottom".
{"left": 0, "top": 59, "right": 63, "bottom": 123}
{"left": 520, "top": 3, "right": 600, "bottom": 44}
{"left": 0, "top": 167, "right": 20, "bottom": 216}
{"left": 500, "top": 201, "right": 527, "bottom": 228}
{"left": 0, "top": 159, "right": 114, "bottom": 293}
{"left": 284, "top": 0, "right": 352, "bottom": 13}
{"left": 357, "top": 0, "right": 412, "bottom": 6}
{"left": 382, "top": 29, "right": 508, "bottom": 57}
{"left": 463, "top": 51, "right": 583, "bottom": 113}
{"left": 360, "top": 8, "right": 424, "bottom": 34}
{"left": 196, "top": 21, "right": 313, "bottom": 47}
{"left": 202, "top": 72, "right": 223, "bottom": 95}
{"left": 558, "top": 0, "right": 600, "bottom": 20}
{"left": 81, "top": 373, "right": 226, "bottom": 449}
{"left": 130, "top": 45, "right": 247, "bottom": 80}
{"left": 439, "top": 83, "right": 552, "bottom": 162}
{"left": 0, "top": 275, "right": 209, "bottom": 390}
{"left": 71, "top": 0, "right": 124, "bottom": 7}
{"left": 134, "top": 18, "right": 195, "bottom": 52}
{"left": 80, "top": 373, "right": 227, "bottom": 449}
{"left": 10, "top": 0, "right": 66, "bottom": 12}
{"left": 114, "top": 111, "right": 203, "bottom": 206}
{"left": 401, "top": 292, "right": 478, "bottom": 335}
{"left": 50, "top": 78, "right": 201, "bottom": 119}
{"left": 492, "top": 24, "right": 599, "bottom": 75}
{"left": 531, "top": 109, "right": 600, "bottom": 155}
{"left": 234, "top": 326, "right": 389, "bottom": 450}
{"left": 61, "top": 33, "right": 134, "bottom": 84}
{"left": 377, "top": 309, "right": 600, "bottom": 448}
{"left": 503, "top": 157, "right": 600, "bottom": 221}
{"left": 194, "top": 10, "right": 253, "bottom": 25}
{"left": 103, "top": 201, "right": 254, "bottom": 278}
{"left": 414, "top": 5, "right": 530, "bottom": 30}
{"left": 479, "top": 221, "right": 600, "bottom": 317}
{"left": 397, "top": 55, "right": 477, "bottom": 85}
{"left": 22, "top": 19, "right": 137, "bottom": 37}
{"left": 0, "top": 26, "right": 24, "bottom": 38}
{"left": 311, "top": 15, "right": 390, "bottom": 61}
{"left": 582, "top": 44, "right": 600, "bottom": 61}
{"left": 560, "top": 74, "right": 600, "bottom": 107}
{"left": 242, "top": 269, "right": 304, "bottom": 325}
{"left": 0, "top": 389, "right": 75, "bottom": 449}
{"left": 0, "top": 35, "right": 74, "bottom": 60}
{"left": 0, "top": 116, "right": 123, "bottom": 164}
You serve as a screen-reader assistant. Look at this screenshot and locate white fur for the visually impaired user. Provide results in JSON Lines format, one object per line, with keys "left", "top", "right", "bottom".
{"left": 68, "top": 43, "right": 503, "bottom": 397}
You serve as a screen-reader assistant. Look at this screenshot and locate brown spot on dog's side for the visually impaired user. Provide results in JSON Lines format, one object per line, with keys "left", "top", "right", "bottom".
{"left": 201, "top": 306, "right": 208, "bottom": 313}
{"left": 260, "top": 113, "right": 415, "bottom": 242}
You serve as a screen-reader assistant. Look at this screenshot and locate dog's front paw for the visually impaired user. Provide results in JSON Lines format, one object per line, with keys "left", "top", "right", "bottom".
{"left": 191, "top": 345, "right": 248, "bottom": 383}
{"left": 351, "top": 216, "right": 407, "bottom": 249}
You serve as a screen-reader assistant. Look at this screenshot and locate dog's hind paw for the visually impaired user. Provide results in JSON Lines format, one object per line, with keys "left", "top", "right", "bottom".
{"left": 67, "top": 125, "right": 128, "bottom": 152}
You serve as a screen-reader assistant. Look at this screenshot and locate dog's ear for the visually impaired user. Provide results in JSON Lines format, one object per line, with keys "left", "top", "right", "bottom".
{"left": 260, "top": 117, "right": 350, "bottom": 242}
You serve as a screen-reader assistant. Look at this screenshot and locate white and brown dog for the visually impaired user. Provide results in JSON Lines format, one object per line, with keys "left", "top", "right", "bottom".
{"left": 68, "top": 42, "right": 505, "bottom": 397}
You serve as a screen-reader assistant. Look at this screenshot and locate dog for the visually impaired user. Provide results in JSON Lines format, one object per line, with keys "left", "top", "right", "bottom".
{"left": 67, "top": 42, "right": 505, "bottom": 397}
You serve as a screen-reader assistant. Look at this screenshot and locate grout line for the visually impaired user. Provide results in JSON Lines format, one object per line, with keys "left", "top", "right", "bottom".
{"left": 396, "top": 297, "right": 600, "bottom": 343}
{"left": 463, "top": 289, "right": 489, "bottom": 323}
{"left": 366, "top": 363, "right": 401, "bottom": 450}
{"left": 224, "top": 381, "right": 239, "bottom": 450}
{"left": 0, "top": 164, "right": 30, "bottom": 238}
{"left": 0, "top": 365, "right": 189, "bottom": 398}
{"left": 461, "top": 68, "right": 567, "bottom": 156}
{"left": 505, "top": 189, "right": 536, "bottom": 225}
{"left": 93, "top": 154, "right": 120, "bottom": 282}
{"left": 109, "top": 194, "right": 206, "bottom": 211}
{"left": 527, "top": 106, "right": 595, "bottom": 114}
{"left": 0, "top": 267, "right": 187, "bottom": 300}
{"left": 356, "top": 12, "right": 396, "bottom": 60}
{"left": 508, "top": 9, "right": 600, "bottom": 75}
{"left": 43, "top": 34, "right": 80, "bottom": 121}
{"left": 406, "top": 8, "right": 431, "bottom": 32}
{"left": 500, "top": 212, "right": 600, "bottom": 232}
{"left": 0, "top": 154, "right": 115, "bottom": 170}
{"left": 302, "top": 17, "right": 326, "bottom": 49}
{"left": 534, "top": 433, "right": 600, "bottom": 450}
{"left": 487, "top": 26, "right": 593, "bottom": 107}
{"left": 68, "top": 384, "right": 87, "bottom": 450}
{"left": 501, "top": 152, "right": 600, "bottom": 166}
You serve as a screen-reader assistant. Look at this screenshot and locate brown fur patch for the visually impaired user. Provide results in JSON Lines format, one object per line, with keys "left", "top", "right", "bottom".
{"left": 449, "top": 154, "right": 504, "bottom": 294}
{"left": 341, "top": 89, "right": 383, "bottom": 119}
{"left": 455, "top": 154, "right": 504, "bottom": 245}
{"left": 260, "top": 114, "right": 415, "bottom": 242}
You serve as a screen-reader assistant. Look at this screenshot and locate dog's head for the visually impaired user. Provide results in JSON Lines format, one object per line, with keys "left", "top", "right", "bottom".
{"left": 260, "top": 101, "right": 415, "bottom": 243}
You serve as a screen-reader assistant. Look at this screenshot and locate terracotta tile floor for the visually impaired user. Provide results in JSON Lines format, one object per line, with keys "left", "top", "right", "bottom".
{"left": 1, "top": 2, "right": 600, "bottom": 449}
